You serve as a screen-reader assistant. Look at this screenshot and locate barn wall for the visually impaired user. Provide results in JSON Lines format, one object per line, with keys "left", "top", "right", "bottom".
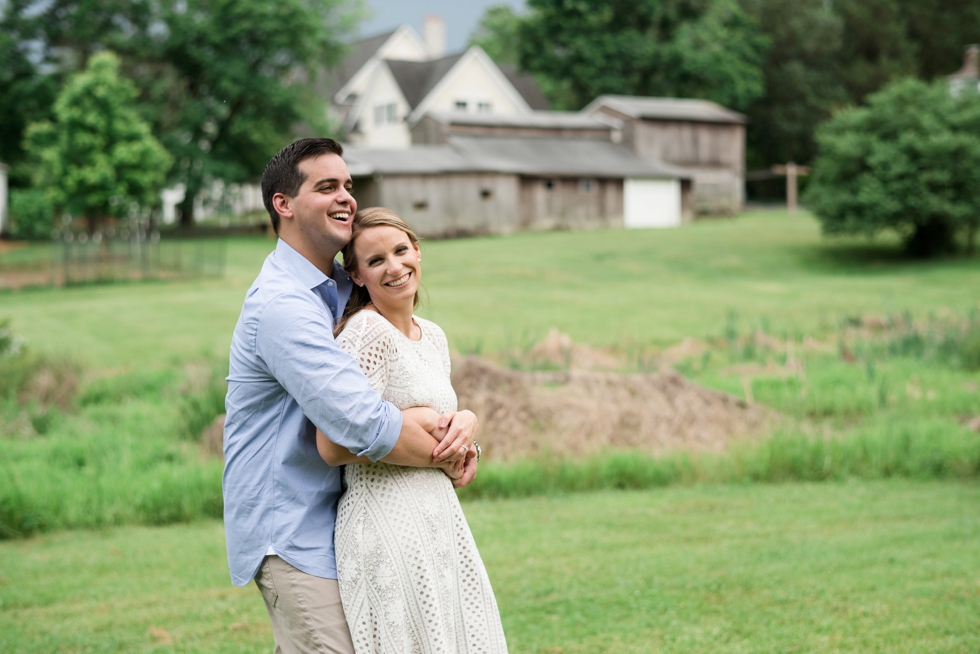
{"left": 410, "top": 116, "right": 449, "bottom": 145}
{"left": 518, "top": 177, "right": 623, "bottom": 231}
{"left": 630, "top": 120, "right": 745, "bottom": 216}
{"left": 374, "top": 174, "right": 521, "bottom": 237}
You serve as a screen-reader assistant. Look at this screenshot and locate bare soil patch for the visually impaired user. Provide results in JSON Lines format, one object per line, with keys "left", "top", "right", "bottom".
{"left": 452, "top": 357, "right": 773, "bottom": 462}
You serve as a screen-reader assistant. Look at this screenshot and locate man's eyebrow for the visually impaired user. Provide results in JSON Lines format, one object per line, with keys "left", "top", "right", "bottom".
{"left": 312, "top": 177, "right": 352, "bottom": 187}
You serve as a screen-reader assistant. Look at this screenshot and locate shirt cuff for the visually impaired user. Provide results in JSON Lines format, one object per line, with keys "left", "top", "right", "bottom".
{"left": 356, "top": 401, "right": 402, "bottom": 462}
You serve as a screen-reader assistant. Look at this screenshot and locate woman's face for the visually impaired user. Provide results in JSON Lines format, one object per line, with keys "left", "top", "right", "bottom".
{"left": 349, "top": 225, "right": 421, "bottom": 309}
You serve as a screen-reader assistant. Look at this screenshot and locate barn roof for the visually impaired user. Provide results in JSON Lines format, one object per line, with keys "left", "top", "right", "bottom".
{"left": 584, "top": 95, "right": 747, "bottom": 124}
{"left": 422, "top": 110, "right": 619, "bottom": 131}
{"left": 344, "top": 136, "right": 688, "bottom": 180}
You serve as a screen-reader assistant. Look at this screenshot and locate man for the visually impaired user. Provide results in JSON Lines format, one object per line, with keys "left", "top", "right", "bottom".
{"left": 223, "top": 137, "right": 479, "bottom": 653}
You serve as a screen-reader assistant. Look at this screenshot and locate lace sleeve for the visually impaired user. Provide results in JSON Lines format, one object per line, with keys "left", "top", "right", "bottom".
{"left": 337, "top": 311, "right": 395, "bottom": 395}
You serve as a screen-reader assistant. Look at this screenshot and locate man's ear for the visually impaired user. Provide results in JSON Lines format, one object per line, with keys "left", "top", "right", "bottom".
{"left": 272, "top": 193, "right": 293, "bottom": 222}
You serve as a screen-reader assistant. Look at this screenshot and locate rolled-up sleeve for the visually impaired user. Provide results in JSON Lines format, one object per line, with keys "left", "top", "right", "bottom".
{"left": 254, "top": 292, "right": 401, "bottom": 462}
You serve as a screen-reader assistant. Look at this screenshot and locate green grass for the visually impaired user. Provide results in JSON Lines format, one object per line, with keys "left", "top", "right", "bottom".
{"left": 2, "top": 210, "right": 980, "bottom": 536}
{"left": 3, "top": 210, "right": 979, "bottom": 368}
{"left": 1, "top": 480, "right": 977, "bottom": 653}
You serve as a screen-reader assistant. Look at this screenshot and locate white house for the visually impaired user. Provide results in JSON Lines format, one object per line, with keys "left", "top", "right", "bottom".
{"left": 328, "top": 20, "right": 549, "bottom": 148}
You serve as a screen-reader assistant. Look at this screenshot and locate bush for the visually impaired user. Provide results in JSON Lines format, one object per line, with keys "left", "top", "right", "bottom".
{"left": 805, "top": 78, "right": 980, "bottom": 257}
{"left": 7, "top": 188, "right": 55, "bottom": 240}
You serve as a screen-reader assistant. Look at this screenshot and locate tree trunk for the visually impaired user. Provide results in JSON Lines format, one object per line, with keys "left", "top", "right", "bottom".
{"left": 905, "top": 218, "right": 956, "bottom": 258}
{"left": 178, "top": 193, "right": 195, "bottom": 230}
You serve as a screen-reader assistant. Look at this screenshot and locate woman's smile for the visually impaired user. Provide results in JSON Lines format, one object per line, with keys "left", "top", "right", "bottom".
{"left": 384, "top": 272, "right": 412, "bottom": 288}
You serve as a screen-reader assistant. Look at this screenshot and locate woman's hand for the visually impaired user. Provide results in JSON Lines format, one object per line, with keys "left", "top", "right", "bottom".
{"left": 432, "top": 410, "right": 479, "bottom": 462}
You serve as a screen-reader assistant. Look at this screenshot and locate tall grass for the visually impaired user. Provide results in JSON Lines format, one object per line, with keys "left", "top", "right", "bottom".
{"left": 459, "top": 420, "right": 980, "bottom": 501}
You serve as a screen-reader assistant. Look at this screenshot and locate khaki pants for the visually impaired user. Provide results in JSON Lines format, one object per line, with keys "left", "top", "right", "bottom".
{"left": 254, "top": 555, "right": 355, "bottom": 654}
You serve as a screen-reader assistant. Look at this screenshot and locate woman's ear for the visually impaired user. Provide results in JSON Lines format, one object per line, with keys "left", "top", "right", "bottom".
{"left": 349, "top": 268, "right": 364, "bottom": 287}
{"left": 413, "top": 242, "right": 421, "bottom": 261}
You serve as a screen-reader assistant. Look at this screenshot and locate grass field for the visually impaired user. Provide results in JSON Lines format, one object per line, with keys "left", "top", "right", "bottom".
{"left": 1, "top": 210, "right": 979, "bottom": 651}
{"left": 1, "top": 480, "right": 977, "bottom": 653}
{"left": 3, "top": 210, "right": 980, "bottom": 369}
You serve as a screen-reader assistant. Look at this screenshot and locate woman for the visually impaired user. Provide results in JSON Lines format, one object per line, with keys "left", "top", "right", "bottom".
{"left": 316, "top": 207, "right": 508, "bottom": 654}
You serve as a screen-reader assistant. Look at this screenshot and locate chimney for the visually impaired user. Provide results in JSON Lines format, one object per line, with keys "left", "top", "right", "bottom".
{"left": 423, "top": 15, "right": 446, "bottom": 59}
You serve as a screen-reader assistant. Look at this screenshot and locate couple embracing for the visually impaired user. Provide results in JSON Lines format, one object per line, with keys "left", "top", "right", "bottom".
{"left": 223, "top": 138, "right": 508, "bottom": 653}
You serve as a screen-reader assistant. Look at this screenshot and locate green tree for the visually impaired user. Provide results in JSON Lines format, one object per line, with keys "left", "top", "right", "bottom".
{"left": 512, "top": 0, "right": 768, "bottom": 111}
{"left": 5, "top": 0, "right": 360, "bottom": 227}
{"left": 469, "top": 5, "right": 521, "bottom": 66}
{"left": 0, "top": 0, "right": 58, "bottom": 187}
{"left": 25, "top": 51, "right": 172, "bottom": 232}
{"left": 804, "top": 78, "right": 980, "bottom": 257}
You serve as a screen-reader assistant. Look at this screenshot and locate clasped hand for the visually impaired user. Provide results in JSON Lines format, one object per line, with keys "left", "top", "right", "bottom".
{"left": 402, "top": 407, "right": 479, "bottom": 488}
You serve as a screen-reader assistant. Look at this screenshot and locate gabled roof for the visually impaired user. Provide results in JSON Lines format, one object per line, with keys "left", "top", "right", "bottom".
{"left": 584, "top": 95, "right": 747, "bottom": 124}
{"left": 326, "top": 30, "right": 397, "bottom": 100}
{"left": 344, "top": 136, "right": 688, "bottom": 180}
{"left": 386, "top": 54, "right": 465, "bottom": 109}
{"left": 498, "top": 65, "right": 550, "bottom": 111}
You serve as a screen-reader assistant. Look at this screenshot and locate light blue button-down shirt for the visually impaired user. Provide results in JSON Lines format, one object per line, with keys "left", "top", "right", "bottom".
{"left": 223, "top": 239, "right": 402, "bottom": 586}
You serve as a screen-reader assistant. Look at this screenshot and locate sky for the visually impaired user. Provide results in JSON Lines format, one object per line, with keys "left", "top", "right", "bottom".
{"left": 358, "top": 0, "right": 526, "bottom": 53}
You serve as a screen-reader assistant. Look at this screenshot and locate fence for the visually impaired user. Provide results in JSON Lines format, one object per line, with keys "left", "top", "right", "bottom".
{"left": 0, "top": 224, "right": 226, "bottom": 290}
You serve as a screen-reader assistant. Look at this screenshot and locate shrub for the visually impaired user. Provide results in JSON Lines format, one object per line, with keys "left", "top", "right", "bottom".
{"left": 7, "top": 188, "right": 55, "bottom": 241}
{"left": 805, "top": 78, "right": 980, "bottom": 257}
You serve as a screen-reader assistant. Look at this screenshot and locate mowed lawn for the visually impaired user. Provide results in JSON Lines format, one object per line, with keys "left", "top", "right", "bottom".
{"left": 1, "top": 480, "right": 977, "bottom": 653}
{"left": 3, "top": 209, "right": 980, "bottom": 371}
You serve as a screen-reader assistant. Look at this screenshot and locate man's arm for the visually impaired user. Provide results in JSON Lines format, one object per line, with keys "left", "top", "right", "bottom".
{"left": 257, "top": 292, "right": 405, "bottom": 462}
{"left": 317, "top": 408, "right": 465, "bottom": 477}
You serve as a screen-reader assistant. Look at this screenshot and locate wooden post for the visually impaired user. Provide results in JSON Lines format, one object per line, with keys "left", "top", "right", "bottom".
{"left": 770, "top": 163, "right": 809, "bottom": 215}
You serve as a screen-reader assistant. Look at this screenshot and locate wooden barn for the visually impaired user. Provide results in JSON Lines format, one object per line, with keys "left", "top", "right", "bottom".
{"left": 343, "top": 135, "right": 691, "bottom": 237}
{"left": 584, "top": 96, "right": 747, "bottom": 215}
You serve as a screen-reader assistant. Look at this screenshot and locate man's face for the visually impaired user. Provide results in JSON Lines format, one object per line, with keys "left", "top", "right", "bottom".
{"left": 280, "top": 154, "right": 357, "bottom": 257}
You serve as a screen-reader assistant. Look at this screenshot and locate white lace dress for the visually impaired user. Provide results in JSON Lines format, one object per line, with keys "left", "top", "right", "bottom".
{"left": 335, "top": 310, "right": 508, "bottom": 654}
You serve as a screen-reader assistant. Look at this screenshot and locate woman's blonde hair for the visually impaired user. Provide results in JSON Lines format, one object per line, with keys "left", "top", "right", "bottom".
{"left": 334, "top": 207, "right": 422, "bottom": 336}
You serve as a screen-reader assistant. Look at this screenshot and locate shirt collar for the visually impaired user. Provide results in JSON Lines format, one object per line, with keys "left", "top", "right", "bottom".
{"left": 275, "top": 238, "right": 343, "bottom": 291}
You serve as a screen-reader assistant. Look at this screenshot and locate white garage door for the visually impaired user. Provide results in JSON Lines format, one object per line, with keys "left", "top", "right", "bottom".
{"left": 623, "top": 178, "right": 681, "bottom": 228}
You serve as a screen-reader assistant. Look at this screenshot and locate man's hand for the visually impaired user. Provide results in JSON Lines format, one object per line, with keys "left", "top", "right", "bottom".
{"left": 432, "top": 410, "right": 479, "bottom": 462}
{"left": 451, "top": 449, "right": 478, "bottom": 488}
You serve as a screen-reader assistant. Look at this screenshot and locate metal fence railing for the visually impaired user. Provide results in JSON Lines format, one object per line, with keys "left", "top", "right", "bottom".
{"left": 0, "top": 224, "right": 226, "bottom": 290}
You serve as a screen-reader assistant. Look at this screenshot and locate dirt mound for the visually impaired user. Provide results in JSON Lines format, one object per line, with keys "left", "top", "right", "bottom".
{"left": 452, "top": 357, "right": 773, "bottom": 462}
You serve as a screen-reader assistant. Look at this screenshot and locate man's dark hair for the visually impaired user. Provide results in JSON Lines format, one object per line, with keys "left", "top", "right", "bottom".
{"left": 261, "top": 138, "right": 344, "bottom": 235}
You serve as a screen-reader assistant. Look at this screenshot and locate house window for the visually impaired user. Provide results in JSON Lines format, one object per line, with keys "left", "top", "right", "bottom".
{"left": 579, "top": 179, "right": 595, "bottom": 193}
{"left": 543, "top": 179, "right": 555, "bottom": 191}
{"left": 385, "top": 102, "right": 398, "bottom": 124}
{"left": 374, "top": 104, "right": 385, "bottom": 126}
{"left": 413, "top": 200, "right": 429, "bottom": 211}
{"left": 480, "top": 189, "right": 493, "bottom": 200}
{"left": 455, "top": 100, "right": 468, "bottom": 111}
{"left": 477, "top": 101, "right": 492, "bottom": 113}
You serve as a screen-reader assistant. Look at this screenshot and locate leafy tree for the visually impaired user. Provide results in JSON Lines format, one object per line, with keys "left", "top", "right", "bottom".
{"left": 4, "top": 0, "right": 359, "bottom": 227}
{"left": 805, "top": 78, "right": 980, "bottom": 257}
{"left": 0, "top": 0, "right": 58, "bottom": 187}
{"left": 25, "top": 52, "right": 172, "bottom": 232}
{"left": 513, "top": 0, "right": 768, "bottom": 111}
{"left": 469, "top": 5, "right": 521, "bottom": 66}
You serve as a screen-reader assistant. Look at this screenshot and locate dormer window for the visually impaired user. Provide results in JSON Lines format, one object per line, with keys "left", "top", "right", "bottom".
{"left": 477, "top": 101, "right": 492, "bottom": 113}
{"left": 374, "top": 102, "right": 399, "bottom": 126}
{"left": 455, "top": 100, "right": 468, "bottom": 111}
